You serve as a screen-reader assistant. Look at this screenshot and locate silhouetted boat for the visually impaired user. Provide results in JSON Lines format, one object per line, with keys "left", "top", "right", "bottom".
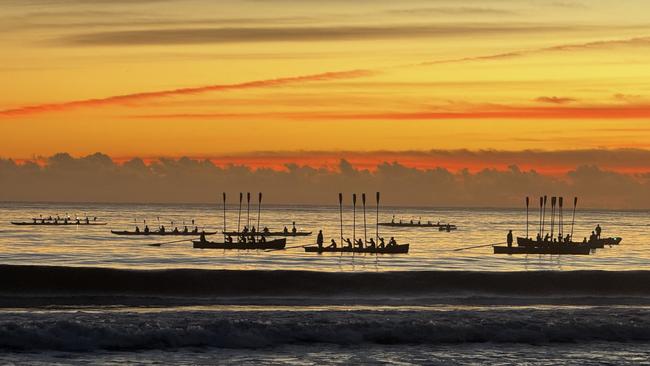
{"left": 223, "top": 230, "right": 312, "bottom": 237}
{"left": 193, "top": 238, "right": 286, "bottom": 250}
{"left": 12, "top": 221, "right": 107, "bottom": 226}
{"left": 304, "top": 244, "right": 409, "bottom": 254}
{"left": 378, "top": 222, "right": 455, "bottom": 228}
{"left": 494, "top": 244, "right": 591, "bottom": 255}
{"left": 517, "top": 237, "right": 622, "bottom": 249}
{"left": 439, "top": 226, "right": 457, "bottom": 232}
{"left": 111, "top": 230, "right": 216, "bottom": 236}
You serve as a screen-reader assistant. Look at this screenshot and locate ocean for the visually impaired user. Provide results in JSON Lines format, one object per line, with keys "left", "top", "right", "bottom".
{"left": 1, "top": 202, "right": 650, "bottom": 365}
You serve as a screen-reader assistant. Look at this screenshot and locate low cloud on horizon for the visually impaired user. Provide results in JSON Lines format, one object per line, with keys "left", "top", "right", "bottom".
{"left": 1, "top": 152, "right": 650, "bottom": 209}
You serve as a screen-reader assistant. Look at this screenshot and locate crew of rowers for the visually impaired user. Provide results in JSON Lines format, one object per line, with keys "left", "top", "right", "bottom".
{"left": 134, "top": 225, "right": 200, "bottom": 234}
{"left": 390, "top": 216, "right": 445, "bottom": 226}
{"left": 316, "top": 230, "right": 399, "bottom": 249}
{"left": 511, "top": 224, "right": 604, "bottom": 245}
{"left": 32, "top": 215, "right": 98, "bottom": 224}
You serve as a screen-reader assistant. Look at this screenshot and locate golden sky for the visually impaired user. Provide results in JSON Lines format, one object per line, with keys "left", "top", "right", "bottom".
{"left": 2, "top": 0, "right": 650, "bottom": 167}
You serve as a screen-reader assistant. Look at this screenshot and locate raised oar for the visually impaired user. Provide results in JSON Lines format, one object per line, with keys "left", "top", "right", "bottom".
{"left": 559, "top": 196, "right": 564, "bottom": 237}
{"left": 453, "top": 242, "right": 506, "bottom": 252}
{"left": 352, "top": 193, "right": 357, "bottom": 244}
{"left": 541, "top": 195, "right": 547, "bottom": 237}
{"left": 570, "top": 197, "right": 578, "bottom": 239}
{"left": 525, "top": 196, "right": 529, "bottom": 239}
{"left": 257, "top": 192, "right": 262, "bottom": 231}
{"left": 147, "top": 238, "right": 194, "bottom": 247}
{"left": 237, "top": 192, "right": 243, "bottom": 232}
{"left": 339, "top": 193, "right": 344, "bottom": 258}
{"left": 247, "top": 192, "right": 251, "bottom": 229}
{"left": 222, "top": 192, "right": 227, "bottom": 239}
{"left": 362, "top": 193, "right": 367, "bottom": 244}
{"left": 538, "top": 196, "right": 543, "bottom": 238}
{"left": 550, "top": 196, "right": 557, "bottom": 239}
{"left": 376, "top": 192, "right": 380, "bottom": 244}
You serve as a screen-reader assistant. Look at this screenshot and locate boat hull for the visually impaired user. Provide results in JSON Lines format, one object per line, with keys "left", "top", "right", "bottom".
{"left": 223, "top": 231, "right": 312, "bottom": 237}
{"left": 193, "top": 238, "right": 286, "bottom": 250}
{"left": 378, "top": 222, "right": 455, "bottom": 229}
{"left": 111, "top": 230, "right": 216, "bottom": 236}
{"left": 12, "top": 222, "right": 107, "bottom": 226}
{"left": 304, "top": 244, "right": 409, "bottom": 254}
{"left": 494, "top": 244, "right": 591, "bottom": 255}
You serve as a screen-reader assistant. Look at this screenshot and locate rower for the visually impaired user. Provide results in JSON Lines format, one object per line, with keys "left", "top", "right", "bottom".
{"left": 544, "top": 233, "right": 551, "bottom": 242}
{"left": 263, "top": 227, "right": 270, "bottom": 234}
{"left": 378, "top": 237, "right": 385, "bottom": 248}
{"left": 242, "top": 226, "right": 249, "bottom": 234}
{"left": 226, "top": 235, "right": 233, "bottom": 243}
{"left": 135, "top": 226, "right": 141, "bottom": 233}
{"left": 367, "top": 238, "right": 376, "bottom": 248}
{"left": 410, "top": 220, "right": 413, "bottom": 224}
{"left": 85, "top": 217, "right": 90, "bottom": 224}
{"left": 595, "top": 224, "right": 602, "bottom": 239}
{"left": 199, "top": 231, "right": 207, "bottom": 242}
{"left": 144, "top": 225, "right": 150, "bottom": 233}
{"left": 260, "top": 236, "right": 267, "bottom": 243}
{"left": 160, "top": 225, "right": 165, "bottom": 233}
{"left": 193, "top": 226, "right": 199, "bottom": 233}
{"left": 391, "top": 215, "right": 395, "bottom": 224}
{"left": 183, "top": 226, "right": 188, "bottom": 233}
{"left": 343, "top": 238, "right": 353, "bottom": 248}
{"left": 565, "top": 233, "right": 571, "bottom": 243}
{"left": 173, "top": 227, "right": 179, "bottom": 234}
{"left": 388, "top": 237, "right": 397, "bottom": 247}
{"left": 251, "top": 226, "right": 256, "bottom": 233}
{"left": 536, "top": 233, "right": 542, "bottom": 242}
{"left": 507, "top": 230, "right": 513, "bottom": 248}
{"left": 355, "top": 238, "right": 363, "bottom": 248}
{"left": 317, "top": 230, "right": 324, "bottom": 248}
{"left": 328, "top": 239, "right": 337, "bottom": 248}
{"left": 283, "top": 226, "right": 289, "bottom": 234}
{"left": 292, "top": 222, "right": 297, "bottom": 234}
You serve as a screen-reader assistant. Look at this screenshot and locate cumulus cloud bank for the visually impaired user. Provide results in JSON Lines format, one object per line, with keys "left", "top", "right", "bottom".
{"left": 1, "top": 153, "right": 649, "bottom": 209}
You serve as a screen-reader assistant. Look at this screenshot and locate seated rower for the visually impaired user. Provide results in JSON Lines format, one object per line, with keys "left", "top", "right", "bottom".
{"left": 173, "top": 227, "right": 180, "bottom": 234}
{"left": 263, "top": 227, "right": 270, "bottom": 233}
{"left": 193, "top": 227, "right": 199, "bottom": 233}
{"left": 251, "top": 226, "right": 256, "bottom": 233}
{"left": 260, "top": 236, "right": 267, "bottom": 243}
{"left": 226, "top": 235, "right": 233, "bottom": 243}
{"left": 144, "top": 225, "right": 150, "bottom": 233}
{"left": 582, "top": 237, "right": 588, "bottom": 244}
{"left": 388, "top": 237, "right": 397, "bottom": 247}
{"left": 85, "top": 217, "right": 90, "bottom": 224}
{"left": 544, "top": 233, "right": 550, "bottom": 242}
{"left": 135, "top": 226, "right": 141, "bottom": 233}
{"left": 536, "top": 233, "right": 542, "bottom": 242}
{"left": 565, "top": 234, "right": 571, "bottom": 243}
{"left": 367, "top": 238, "right": 376, "bottom": 248}
{"left": 183, "top": 226, "right": 188, "bottom": 233}
{"left": 242, "top": 226, "right": 249, "bottom": 234}
{"left": 328, "top": 239, "right": 337, "bottom": 248}
{"left": 343, "top": 238, "right": 353, "bottom": 248}
{"left": 355, "top": 238, "right": 363, "bottom": 248}
{"left": 160, "top": 225, "right": 166, "bottom": 233}
{"left": 292, "top": 222, "right": 297, "bottom": 233}
{"left": 378, "top": 237, "right": 385, "bottom": 248}
{"left": 283, "top": 226, "right": 289, "bottom": 234}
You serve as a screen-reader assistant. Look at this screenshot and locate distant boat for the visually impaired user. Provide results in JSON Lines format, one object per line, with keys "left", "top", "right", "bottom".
{"left": 493, "top": 244, "right": 591, "bottom": 255}
{"left": 12, "top": 221, "right": 107, "bottom": 226}
{"left": 193, "top": 238, "right": 286, "bottom": 250}
{"left": 439, "top": 225, "right": 457, "bottom": 232}
{"left": 223, "top": 230, "right": 312, "bottom": 237}
{"left": 378, "top": 222, "right": 456, "bottom": 229}
{"left": 304, "top": 243, "right": 409, "bottom": 254}
{"left": 111, "top": 230, "right": 216, "bottom": 236}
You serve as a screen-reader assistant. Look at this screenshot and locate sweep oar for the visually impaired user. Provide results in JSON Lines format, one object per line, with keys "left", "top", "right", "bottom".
{"left": 147, "top": 238, "right": 194, "bottom": 247}
{"left": 246, "top": 192, "right": 251, "bottom": 229}
{"left": 453, "top": 242, "right": 506, "bottom": 252}
{"left": 257, "top": 192, "right": 262, "bottom": 232}
{"left": 222, "top": 192, "right": 227, "bottom": 239}
{"left": 570, "top": 197, "right": 578, "bottom": 239}
{"left": 362, "top": 193, "right": 367, "bottom": 244}
{"left": 525, "top": 196, "right": 529, "bottom": 239}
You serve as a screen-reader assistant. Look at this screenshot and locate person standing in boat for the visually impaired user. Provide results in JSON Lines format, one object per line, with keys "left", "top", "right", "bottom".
{"left": 199, "top": 231, "right": 206, "bottom": 243}
{"left": 316, "top": 230, "right": 324, "bottom": 249}
{"left": 507, "top": 230, "right": 513, "bottom": 248}
{"left": 595, "top": 224, "right": 602, "bottom": 239}
{"left": 292, "top": 222, "right": 297, "bottom": 234}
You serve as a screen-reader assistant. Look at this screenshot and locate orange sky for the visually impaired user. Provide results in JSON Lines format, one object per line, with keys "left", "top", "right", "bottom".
{"left": 2, "top": 0, "right": 650, "bottom": 171}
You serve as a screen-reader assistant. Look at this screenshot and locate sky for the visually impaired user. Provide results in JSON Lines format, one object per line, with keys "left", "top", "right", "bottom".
{"left": 1, "top": 0, "right": 650, "bottom": 205}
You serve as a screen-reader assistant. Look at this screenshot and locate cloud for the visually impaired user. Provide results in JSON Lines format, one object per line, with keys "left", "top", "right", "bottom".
{"left": 0, "top": 70, "right": 374, "bottom": 117}
{"left": 59, "top": 24, "right": 573, "bottom": 46}
{"left": 535, "top": 96, "right": 577, "bottom": 104}
{"left": 2, "top": 151, "right": 650, "bottom": 209}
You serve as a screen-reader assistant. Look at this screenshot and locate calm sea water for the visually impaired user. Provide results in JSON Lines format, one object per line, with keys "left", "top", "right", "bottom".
{"left": 0, "top": 202, "right": 647, "bottom": 271}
